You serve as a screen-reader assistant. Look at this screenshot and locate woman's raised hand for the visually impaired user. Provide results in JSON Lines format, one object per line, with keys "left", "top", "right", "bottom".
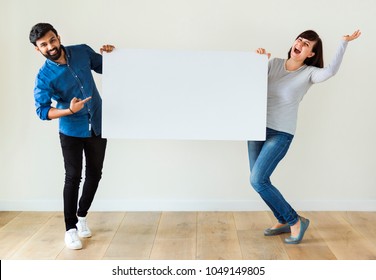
{"left": 343, "top": 30, "right": 361, "bottom": 42}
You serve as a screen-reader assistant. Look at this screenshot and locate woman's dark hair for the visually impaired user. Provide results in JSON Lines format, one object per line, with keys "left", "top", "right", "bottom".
{"left": 29, "top": 23, "right": 58, "bottom": 46}
{"left": 288, "top": 30, "right": 324, "bottom": 68}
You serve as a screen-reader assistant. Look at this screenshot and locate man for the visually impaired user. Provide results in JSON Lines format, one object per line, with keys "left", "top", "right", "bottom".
{"left": 29, "top": 23, "right": 115, "bottom": 250}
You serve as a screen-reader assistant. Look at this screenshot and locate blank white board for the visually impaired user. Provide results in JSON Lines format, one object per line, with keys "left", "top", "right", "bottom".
{"left": 102, "top": 49, "right": 267, "bottom": 140}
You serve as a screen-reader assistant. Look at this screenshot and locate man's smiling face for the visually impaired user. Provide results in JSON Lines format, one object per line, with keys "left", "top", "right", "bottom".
{"left": 35, "top": 30, "right": 63, "bottom": 61}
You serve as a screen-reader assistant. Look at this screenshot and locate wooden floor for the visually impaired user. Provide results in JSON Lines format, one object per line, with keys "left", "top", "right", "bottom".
{"left": 1, "top": 211, "right": 376, "bottom": 260}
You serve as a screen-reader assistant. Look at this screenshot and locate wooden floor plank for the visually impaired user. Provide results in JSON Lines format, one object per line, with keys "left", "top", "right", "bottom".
{"left": 0, "top": 212, "right": 55, "bottom": 259}
{"left": 0, "top": 231, "right": 36, "bottom": 259}
{"left": 197, "top": 212, "right": 242, "bottom": 260}
{"left": 279, "top": 212, "right": 337, "bottom": 260}
{"left": 307, "top": 211, "right": 376, "bottom": 259}
{"left": 103, "top": 212, "right": 161, "bottom": 260}
{"left": 56, "top": 212, "right": 125, "bottom": 260}
{"left": 341, "top": 212, "right": 376, "bottom": 247}
{"left": 1, "top": 211, "right": 55, "bottom": 233}
{"left": 9, "top": 212, "right": 65, "bottom": 259}
{"left": 150, "top": 211, "right": 197, "bottom": 260}
{"left": 234, "top": 211, "right": 289, "bottom": 259}
{"left": 0, "top": 211, "right": 21, "bottom": 229}
{"left": 1, "top": 211, "right": 375, "bottom": 260}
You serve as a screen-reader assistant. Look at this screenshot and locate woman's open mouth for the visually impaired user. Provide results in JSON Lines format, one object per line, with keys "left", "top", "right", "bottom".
{"left": 293, "top": 47, "right": 301, "bottom": 54}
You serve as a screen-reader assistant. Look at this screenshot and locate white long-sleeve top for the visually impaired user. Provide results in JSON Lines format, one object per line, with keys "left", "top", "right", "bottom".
{"left": 266, "top": 40, "right": 348, "bottom": 135}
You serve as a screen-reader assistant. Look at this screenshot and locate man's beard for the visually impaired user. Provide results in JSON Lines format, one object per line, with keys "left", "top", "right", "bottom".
{"left": 43, "top": 46, "right": 62, "bottom": 61}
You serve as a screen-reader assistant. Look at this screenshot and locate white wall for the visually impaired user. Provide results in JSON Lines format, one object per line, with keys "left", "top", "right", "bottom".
{"left": 1, "top": 0, "right": 375, "bottom": 211}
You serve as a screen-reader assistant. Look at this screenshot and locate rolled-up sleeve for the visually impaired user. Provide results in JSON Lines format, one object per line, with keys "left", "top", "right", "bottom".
{"left": 34, "top": 74, "right": 53, "bottom": 120}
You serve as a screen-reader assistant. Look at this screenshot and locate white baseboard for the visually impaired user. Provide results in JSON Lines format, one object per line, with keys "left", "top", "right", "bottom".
{"left": 0, "top": 199, "right": 375, "bottom": 211}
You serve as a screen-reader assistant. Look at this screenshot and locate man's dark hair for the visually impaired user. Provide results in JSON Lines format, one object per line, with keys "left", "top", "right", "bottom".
{"left": 29, "top": 23, "right": 58, "bottom": 46}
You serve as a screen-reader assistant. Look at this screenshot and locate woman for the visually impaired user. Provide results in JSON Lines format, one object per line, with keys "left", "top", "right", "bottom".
{"left": 249, "top": 29, "right": 361, "bottom": 244}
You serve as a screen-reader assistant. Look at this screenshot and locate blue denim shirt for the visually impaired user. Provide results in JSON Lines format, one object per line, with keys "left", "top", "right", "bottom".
{"left": 34, "top": 44, "right": 103, "bottom": 137}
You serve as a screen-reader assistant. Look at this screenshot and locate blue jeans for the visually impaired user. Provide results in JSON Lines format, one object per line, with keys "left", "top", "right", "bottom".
{"left": 248, "top": 128, "right": 298, "bottom": 226}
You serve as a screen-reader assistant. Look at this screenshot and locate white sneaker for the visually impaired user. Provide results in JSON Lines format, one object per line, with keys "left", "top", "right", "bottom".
{"left": 64, "top": 229, "right": 82, "bottom": 250}
{"left": 76, "top": 216, "right": 92, "bottom": 238}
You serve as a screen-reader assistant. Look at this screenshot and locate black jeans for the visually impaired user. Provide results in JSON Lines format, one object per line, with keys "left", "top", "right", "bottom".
{"left": 59, "top": 132, "right": 107, "bottom": 230}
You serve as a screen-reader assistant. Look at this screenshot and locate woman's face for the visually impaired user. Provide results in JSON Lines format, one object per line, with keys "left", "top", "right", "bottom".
{"left": 290, "top": 37, "right": 316, "bottom": 61}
